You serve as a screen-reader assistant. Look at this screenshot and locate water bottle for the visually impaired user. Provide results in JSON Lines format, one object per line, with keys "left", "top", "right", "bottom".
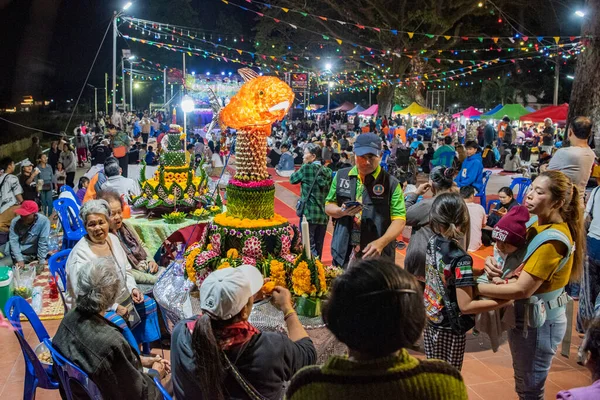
{"left": 31, "top": 287, "right": 43, "bottom": 314}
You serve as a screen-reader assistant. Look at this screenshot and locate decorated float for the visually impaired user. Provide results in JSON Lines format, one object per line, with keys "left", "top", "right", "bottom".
{"left": 179, "top": 68, "right": 336, "bottom": 316}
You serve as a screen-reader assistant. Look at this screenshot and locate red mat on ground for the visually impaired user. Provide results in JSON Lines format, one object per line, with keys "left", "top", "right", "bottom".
{"left": 279, "top": 181, "right": 302, "bottom": 197}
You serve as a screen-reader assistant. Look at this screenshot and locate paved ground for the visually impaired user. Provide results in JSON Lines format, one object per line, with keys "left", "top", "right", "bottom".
{"left": 1, "top": 158, "right": 592, "bottom": 400}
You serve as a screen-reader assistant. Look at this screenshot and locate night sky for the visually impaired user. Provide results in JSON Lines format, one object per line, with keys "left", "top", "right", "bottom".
{"left": 0, "top": 0, "right": 249, "bottom": 107}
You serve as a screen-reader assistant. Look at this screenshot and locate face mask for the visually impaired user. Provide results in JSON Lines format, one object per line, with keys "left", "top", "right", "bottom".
{"left": 493, "top": 245, "right": 507, "bottom": 268}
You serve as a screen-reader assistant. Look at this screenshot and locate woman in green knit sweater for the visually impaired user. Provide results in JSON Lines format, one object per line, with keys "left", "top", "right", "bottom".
{"left": 286, "top": 259, "right": 468, "bottom": 400}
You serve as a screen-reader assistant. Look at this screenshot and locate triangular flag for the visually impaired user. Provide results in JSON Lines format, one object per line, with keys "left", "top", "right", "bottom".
{"left": 257, "top": 12, "right": 264, "bottom": 17}
{"left": 554, "top": 37, "right": 560, "bottom": 43}
{"left": 537, "top": 37, "right": 543, "bottom": 42}
{"left": 444, "top": 36, "right": 451, "bottom": 40}
{"left": 436, "top": 58, "right": 441, "bottom": 63}
{"left": 408, "top": 32, "right": 414, "bottom": 39}
{"left": 461, "top": 36, "right": 469, "bottom": 41}
{"left": 300, "top": 12, "right": 307, "bottom": 17}
{"left": 237, "top": 49, "right": 243, "bottom": 55}
{"left": 322, "top": 35, "right": 329, "bottom": 40}
{"left": 282, "top": 7, "right": 288, "bottom": 12}
{"left": 492, "top": 37, "right": 499, "bottom": 43}
{"left": 570, "top": 36, "right": 576, "bottom": 41}
{"left": 357, "top": 24, "right": 365, "bottom": 29}
{"left": 336, "top": 39, "right": 342, "bottom": 45}
{"left": 337, "top": 20, "right": 346, "bottom": 25}
{"left": 289, "top": 24, "right": 297, "bottom": 29}
{"left": 459, "top": 60, "right": 463, "bottom": 64}
{"left": 425, "top": 34, "right": 434, "bottom": 39}
{"left": 523, "top": 36, "right": 529, "bottom": 41}
{"left": 373, "top": 28, "right": 381, "bottom": 32}
{"left": 187, "top": 51, "right": 192, "bottom": 56}
{"left": 391, "top": 30, "right": 398, "bottom": 35}
{"left": 274, "top": 19, "right": 280, "bottom": 23}
{"left": 478, "top": 37, "right": 483, "bottom": 42}
{"left": 319, "top": 16, "right": 327, "bottom": 21}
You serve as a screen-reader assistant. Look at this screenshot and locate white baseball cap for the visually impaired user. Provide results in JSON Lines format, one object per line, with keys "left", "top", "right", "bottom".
{"left": 200, "top": 265, "right": 264, "bottom": 320}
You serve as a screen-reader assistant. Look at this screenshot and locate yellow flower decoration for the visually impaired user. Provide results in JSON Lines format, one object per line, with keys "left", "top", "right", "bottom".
{"left": 179, "top": 133, "right": 186, "bottom": 140}
{"left": 210, "top": 205, "right": 220, "bottom": 212}
{"left": 226, "top": 248, "right": 239, "bottom": 259}
{"left": 269, "top": 259, "right": 286, "bottom": 287}
{"left": 292, "top": 261, "right": 313, "bottom": 296}
{"left": 167, "top": 194, "right": 175, "bottom": 200}
{"left": 315, "top": 259, "right": 327, "bottom": 294}
{"left": 184, "top": 194, "right": 190, "bottom": 199}
{"left": 217, "top": 261, "right": 231, "bottom": 270}
{"left": 185, "top": 247, "right": 202, "bottom": 284}
{"left": 152, "top": 195, "right": 159, "bottom": 200}
{"left": 207, "top": 244, "right": 213, "bottom": 251}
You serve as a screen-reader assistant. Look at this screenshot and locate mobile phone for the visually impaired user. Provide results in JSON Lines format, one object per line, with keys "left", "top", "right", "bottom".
{"left": 343, "top": 201, "right": 361, "bottom": 208}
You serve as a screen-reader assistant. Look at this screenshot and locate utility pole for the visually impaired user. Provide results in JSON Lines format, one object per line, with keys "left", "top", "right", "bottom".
{"left": 105, "top": 72, "right": 108, "bottom": 115}
{"left": 130, "top": 61, "right": 133, "bottom": 112}
{"left": 112, "top": 11, "right": 117, "bottom": 116}
{"left": 94, "top": 87, "right": 98, "bottom": 119}
{"left": 122, "top": 57, "right": 126, "bottom": 111}
{"left": 369, "top": 87, "right": 372, "bottom": 106}
{"left": 553, "top": 55, "right": 560, "bottom": 106}
{"left": 164, "top": 67, "right": 167, "bottom": 106}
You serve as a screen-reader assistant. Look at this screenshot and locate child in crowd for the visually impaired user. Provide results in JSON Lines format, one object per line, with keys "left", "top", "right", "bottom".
{"left": 145, "top": 146, "right": 157, "bottom": 166}
{"left": 424, "top": 193, "right": 508, "bottom": 370}
{"left": 275, "top": 143, "right": 295, "bottom": 177}
{"left": 460, "top": 186, "right": 487, "bottom": 252}
{"left": 53, "top": 162, "right": 66, "bottom": 191}
{"left": 76, "top": 177, "right": 90, "bottom": 204}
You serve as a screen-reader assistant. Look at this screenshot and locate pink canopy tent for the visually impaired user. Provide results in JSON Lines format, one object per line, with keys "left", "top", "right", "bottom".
{"left": 452, "top": 106, "right": 483, "bottom": 119}
{"left": 519, "top": 103, "right": 569, "bottom": 124}
{"left": 331, "top": 101, "right": 355, "bottom": 112}
{"left": 358, "top": 104, "right": 379, "bottom": 116}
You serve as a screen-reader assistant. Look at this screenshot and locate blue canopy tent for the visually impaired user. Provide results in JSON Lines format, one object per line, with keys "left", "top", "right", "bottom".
{"left": 347, "top": 105, "right": 365, "bottom": 114}
{"left": 525, "top": 106, "right": 535, "bottom": 112}
{"left": 471, "top": 104, "right": 503, "bottom": 120}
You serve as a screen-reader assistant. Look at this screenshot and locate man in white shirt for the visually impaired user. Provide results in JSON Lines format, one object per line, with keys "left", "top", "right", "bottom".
{"left": 100, "top": 160, "right": 140, "bottom": 202}
{"left": 544, "top": 116, "right": 595, "bottom": 203}
{"left": 460, "top": 185, "right": 487, "bottom": 251}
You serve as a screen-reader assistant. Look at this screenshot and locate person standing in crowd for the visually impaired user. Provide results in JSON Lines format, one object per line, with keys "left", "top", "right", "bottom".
{"left": 322, "top": 139, "right": 334, "bottom": 166}
{"left": 478, "top": 171, "right": 583, "bottom": 399}
{"left": 60, "top": 143, "right": 76, "bottom": 187}
{"left": 502, "top": 117, "right": 513, "bottom": 145}
{"left": 48, "top": 141, "right": 61, "bottom": 172}
{"left": 6, "top": 200, "right": 50, "bottom": 268}
{"left": 482, "top": 120, "right": 495, "bottom": 148}
{"left": 287, "top": 258, "right": 468, "bottom": 400}
{"left": 53, "top": 161, "right": 66, "bottom": 192}
{"left": 37, "top": 154, "right": 54, "bottom": 216}
{"left": 27, "top": 136, "right": 42, "bottom": 167}
{"left": 275, "top": 143, "right": 295, "bottom": 177}
{"left": 325, "top": 133, "right": 406, "bottom": 268}
{"left": 18, "top": 160, "right": 39, "bottom": 202}
{"left": 140, "top": 113, "right": 151, "bottom": 144}
{"left": 0, "top": 157, "right": 24, "bottom": 242}
{"left": 76, "top": 129, "right": 87, "bottom": 167}
{"left": 171, "top": 265, "right": 316, "bottom": 400}
{"left": 460, "top": 186, "right": 487, "bottom": 252}
{"left": 404, "top": 167, "right": 457, "bottom": 284}
{"left": 290, "top": 143, "right": 333, "bottom": 258}
{"left": 424, "top": 193, "right": 508, "bottom": 370}
{"left": 540, "top": 118, "right": 555, "bottom": 154}
{"left": 455, "top": 141, "right": 484, "bottom": 193}
{"left": 544, "top": 116, "right": 595, "bottom": 203}
{"left": 107, "top": 123, "right": 131, "bottom": 178}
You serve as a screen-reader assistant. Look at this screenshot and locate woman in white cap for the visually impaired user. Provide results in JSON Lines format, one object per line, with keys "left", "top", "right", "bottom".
{"left": 170, "top": 265, "right": 317, "bottom": 400}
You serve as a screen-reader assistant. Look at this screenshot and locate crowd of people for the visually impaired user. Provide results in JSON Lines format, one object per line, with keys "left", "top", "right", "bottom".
{"left": 2, "top": 106, "right": 600, "bottom": 399}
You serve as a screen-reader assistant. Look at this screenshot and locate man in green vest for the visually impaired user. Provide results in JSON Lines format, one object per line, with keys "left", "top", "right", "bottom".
{"left": 325, "top": 133, "right": 406, "bottom": 267}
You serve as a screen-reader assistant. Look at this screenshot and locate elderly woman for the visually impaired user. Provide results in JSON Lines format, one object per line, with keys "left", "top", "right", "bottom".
{"left": 98, "top": 190, "right": 163, "bottom": 285}
{"left": 65, "top": 199, "right": 161, "bottom": 347}
{"left": 53, "top": 258, "right": 169, "bottom": 399}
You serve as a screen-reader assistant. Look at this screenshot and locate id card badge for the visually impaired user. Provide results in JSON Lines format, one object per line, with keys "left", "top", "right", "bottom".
{"left": 351, "top": 228, "right": 361, "bottom": 246}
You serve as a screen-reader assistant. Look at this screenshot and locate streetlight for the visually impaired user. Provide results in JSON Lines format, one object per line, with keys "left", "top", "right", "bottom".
{"left": 181, "top": 95, "right": 195, "bottom": 135}
{"left": 128, "top": 55, "right": 136, "bottom": 112}
{"left": 575, "top": 10, "right": 586, "bottom": 18}
{"left": 324, "top": 63, "right": 333, "bottom": 112}
{"left": 112, "top": 2, "right": 134, "bottom": 116}
{"left": 567, "top": 75, "right": 575, "bottom": 80}
{"left": 87, "top": 84, "right": 107, "bottom": 119}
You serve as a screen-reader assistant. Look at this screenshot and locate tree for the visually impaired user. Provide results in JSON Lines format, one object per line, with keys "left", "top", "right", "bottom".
{"left": 567, "top": 0, "right": 600, "bottom": 153}
{"left": 253, "top": 0, "right": 521, "bottom": 115}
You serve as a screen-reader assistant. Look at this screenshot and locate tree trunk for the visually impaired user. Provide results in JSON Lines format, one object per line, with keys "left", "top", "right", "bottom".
{"left": 377, "top": 85, "right": 395, "bottom": 117}
{"left": 568, "top": 0, "right": 600, "bottom": 154}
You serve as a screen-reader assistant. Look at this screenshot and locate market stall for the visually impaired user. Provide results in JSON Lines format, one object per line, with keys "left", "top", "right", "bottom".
{"left": 480, "top": 103, "right": 531, "bottom": 121}
{"left": 394, "top": 102, "right": 437, "bottom": 116}
{"left": 519, "top": 103, "right": 569, "bottom": 124}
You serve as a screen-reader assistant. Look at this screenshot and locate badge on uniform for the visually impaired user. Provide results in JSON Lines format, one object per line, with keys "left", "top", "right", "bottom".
{"left": 373, "top": 184, "right": 385, "bottom": 196}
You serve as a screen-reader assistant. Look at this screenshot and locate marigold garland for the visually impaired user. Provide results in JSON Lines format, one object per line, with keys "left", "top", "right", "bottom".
{"left": 185, "top": 247, "right": 202, "bottom": 283}
{"left": 315, "top": 259, "right": 327, "bottom": 294}
{"left": 217, "top": 261, "right": 231, "bottom": 270}
{"left": 227, "top": 248, "right": 239, "bottom": 259}
{"left": 269, "top": 259, "right": 287, "bottom": 287}
{"left": 292, "top": 261, "right": 314, "bottom": 296}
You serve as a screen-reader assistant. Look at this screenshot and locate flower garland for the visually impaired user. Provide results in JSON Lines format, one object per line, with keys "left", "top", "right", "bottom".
{"left": 315, "top": 259, "right": 327, "bottom": 295}
{"left": 184, "top": 244, "right": 203, "bottom": 283}
{"left": 269, "top": 259, "right": 287, "bottom": 287}
{"left": 292, "top": 261, "right": 315, "bottom": 297}
{"left": 228, "top": 179, "right": 274, "bottom": 188}
{"left": 213, "top": 213, "right": 287, "bottom": 229}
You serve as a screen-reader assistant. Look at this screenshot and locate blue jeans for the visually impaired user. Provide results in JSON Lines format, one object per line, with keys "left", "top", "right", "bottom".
{"left": 508, "top": 312, "right": 567, "bottom": 400}
{"left": 39, "top": 190, "right": 53, "bottom": 216}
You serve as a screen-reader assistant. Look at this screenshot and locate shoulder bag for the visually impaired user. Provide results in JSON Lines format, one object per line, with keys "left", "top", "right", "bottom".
{"left": 296, "top": 164, "right": 323, "bottom": 218}
{"left": 223, "top": 350, "right": 269, "bottom": 400}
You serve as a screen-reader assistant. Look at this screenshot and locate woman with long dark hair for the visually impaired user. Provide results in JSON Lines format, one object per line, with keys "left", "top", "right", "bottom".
{"left": 170, "top": 266, "right": 316, "bottom": 400}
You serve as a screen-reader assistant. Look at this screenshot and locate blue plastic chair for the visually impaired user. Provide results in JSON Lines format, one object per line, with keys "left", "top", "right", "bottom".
{"left": 475, "top": 170, "right": 493, "bottom": 208}
{"left": 60, "top": 185, "right": 82, "bottom": 206}
{"left": 153, "top": 377, "right": 172, "bottom": 400}
{"left": 4, "top": 297, "right": 60, "bottom": 400}
{"left": 43, "top": 339, "right": 103, "bottom": 400}
{"left": 510, "top": 177, "right": 532, "bottom": 204}
{"left": 53, "top": 198, "right": 86, "bottom": 249}
{"left": 48, "top": 249, "right": 71, "bottom": 314}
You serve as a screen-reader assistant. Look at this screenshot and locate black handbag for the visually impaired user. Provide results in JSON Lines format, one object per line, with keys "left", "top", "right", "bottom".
{"left": 296, "top": 165, "right": 322, "bottom": 218}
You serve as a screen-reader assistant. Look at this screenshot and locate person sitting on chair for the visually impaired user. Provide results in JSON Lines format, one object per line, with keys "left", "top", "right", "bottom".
{"left": 53, "top": 258, "right": 169, "bottom": 399}
{"left": 5, "top": 201, "right": 50, "bottom": 270}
